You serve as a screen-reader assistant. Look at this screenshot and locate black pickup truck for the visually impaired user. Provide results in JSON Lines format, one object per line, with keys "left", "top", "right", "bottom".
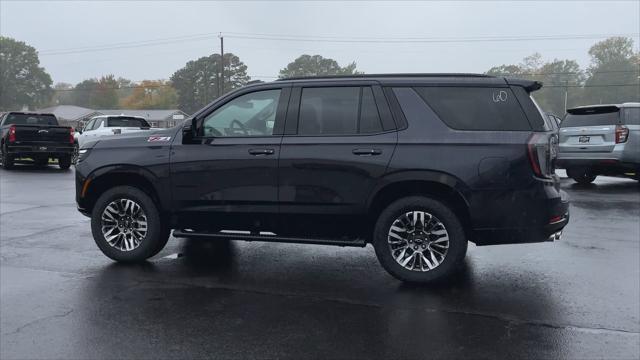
{"left": 0, "top": 112, "right": 75, "bottom": 170}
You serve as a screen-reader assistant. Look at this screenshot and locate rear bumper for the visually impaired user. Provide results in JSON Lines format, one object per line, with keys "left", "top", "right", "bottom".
{"left": 556, "top": 158, "right": 638, "bottom": 175}
{"left": 6, "top": 144, "right": 74, "bottom": 157}
{"left": 473, "top": 209, "right": 569, "bottom": 245}
{"left": 471, "top": 184, "right": 570, "bottom": 246}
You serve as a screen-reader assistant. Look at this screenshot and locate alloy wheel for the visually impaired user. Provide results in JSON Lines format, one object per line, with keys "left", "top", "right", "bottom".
{"left": 101, "top": 198, "right": 148, "bottom": 251}
{"left": 387, "top": 210, "right": 449, "bottom": 272}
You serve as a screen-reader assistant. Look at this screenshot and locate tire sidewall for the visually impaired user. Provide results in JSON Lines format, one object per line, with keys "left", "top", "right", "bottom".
{"left": 59, "top": 156, "right": 71, "bottom": 170}
{"left": 91, "top": 186, "right": 165, "bottom": 262}
{"left": 1, "top": 144, "right": 14, "bottom": 169}
{"left": 373, "top": 196, "right": 467, "bottom": 283}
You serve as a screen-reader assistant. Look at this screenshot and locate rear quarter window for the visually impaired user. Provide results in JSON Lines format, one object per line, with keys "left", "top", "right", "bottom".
{"left": 414, "top": 87, "right": 531, "bottom": 131}
{"left": 624, "top": 108, "right": 640, "bottom": 126}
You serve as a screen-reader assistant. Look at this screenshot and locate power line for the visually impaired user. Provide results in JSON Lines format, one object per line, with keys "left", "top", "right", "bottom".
{"left": 225, "top": 33, "right": 639, "bottom": 44}
{"left": 38, "top": 31, "right": 639, "bottom": 56}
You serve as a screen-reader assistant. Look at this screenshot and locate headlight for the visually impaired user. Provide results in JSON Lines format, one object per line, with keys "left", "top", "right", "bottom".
{"left": 77, "top": 148, "right": 91, "bottom": 163}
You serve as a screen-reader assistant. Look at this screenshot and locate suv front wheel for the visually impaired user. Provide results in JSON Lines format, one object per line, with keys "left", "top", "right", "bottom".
{"left": 373, "top": 196, "right": 467, "bottom": 283}
{"left": 91, "top": 186, "right": 169, "bottom": 262}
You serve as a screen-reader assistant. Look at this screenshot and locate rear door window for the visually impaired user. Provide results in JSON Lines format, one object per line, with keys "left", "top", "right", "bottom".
{"left": 298, "top": 86, "right": 384, "bottom": 135}
{"left": 414, "top": 87, "right": 531, "bottom": 131}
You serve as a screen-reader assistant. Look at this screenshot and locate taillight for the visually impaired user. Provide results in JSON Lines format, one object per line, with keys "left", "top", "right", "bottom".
{"left": 69, "top": 128, "right": 75, "bottom": 144}
{"left": 527, "top": 133, "right": 556, "bottom": 178}
{"left": 8, "top": 125, "right": 16, "bottom": 143}
{"left": 615, "top": 125, "right": 629, "bottom": 144}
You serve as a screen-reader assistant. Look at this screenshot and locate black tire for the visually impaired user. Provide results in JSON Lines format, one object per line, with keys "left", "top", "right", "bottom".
{"left": 1, "top": 145, "right": 14, "bottom": 170}
{"left": 58, "top": 155, "right": 71, "bottom": 170}
{"left": 567, "top": 167, "right": 596, "bottom": 184}
{"left": 373, "top": 196, "right": 468, "bottom": 284}
{"left": 91, "top": 186, "right": 169, "bottom": 262}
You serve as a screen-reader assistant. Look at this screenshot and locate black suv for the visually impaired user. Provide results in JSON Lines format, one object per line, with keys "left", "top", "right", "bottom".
{"left": 75, "top": 74, "right": 569, "bottom": 283}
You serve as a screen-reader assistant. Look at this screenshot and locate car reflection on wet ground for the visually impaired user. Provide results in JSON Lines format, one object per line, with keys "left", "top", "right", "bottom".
{"left": 1, "top": 166, "right": 638, "bottom": 359}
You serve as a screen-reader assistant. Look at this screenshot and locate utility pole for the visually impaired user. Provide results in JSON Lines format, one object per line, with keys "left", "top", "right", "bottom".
{"left": 564, "top": 79, "right": 568, "bottom": 113}
{"left": 219, "top": 33, "right": 224, "bottom": 97}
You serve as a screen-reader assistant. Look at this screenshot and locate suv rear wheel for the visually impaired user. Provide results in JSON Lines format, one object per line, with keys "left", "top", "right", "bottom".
{"left": 567, "top": 167, "right": 597, "bottom": 184}
{"left": 373, "top": 196, "right": 467, "bottom": 283}
{"left": 91, "top": 186, "right": 169, "bottom": 262}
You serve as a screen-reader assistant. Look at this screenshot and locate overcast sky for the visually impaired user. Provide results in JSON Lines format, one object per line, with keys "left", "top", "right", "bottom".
{"left": 1, "top": 0, "right": 638, "bottom": 84}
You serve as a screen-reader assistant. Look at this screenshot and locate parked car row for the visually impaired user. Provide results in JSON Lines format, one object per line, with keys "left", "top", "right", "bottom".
{"left": 0, "top": 113, "right": 153, "bottom": 169}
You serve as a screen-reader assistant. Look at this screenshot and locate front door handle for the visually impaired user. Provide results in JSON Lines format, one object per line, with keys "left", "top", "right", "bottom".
{"left": 352, "top": 148, "right": 382, "bottom": 156}
{"left": 248, "top": 148, "right": 275, "bottom": 156}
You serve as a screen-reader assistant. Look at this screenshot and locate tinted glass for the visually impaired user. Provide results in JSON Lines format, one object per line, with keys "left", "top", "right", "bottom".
{"left": 299, "top": 87, "right": 359, "bottom": 135}
{"left": 4, "top": 113, "right": 58, "bottom": 126}
{"left": 203, "top": 89, "right": 281, "bottom": 137}
{"left": 359, "top": 87, "right": 383, "bottom": 133}
{"left": 624, "top": 108, "right": 640, "bottom": 125}
{"left": 561, "top": 111, "right": 620, "bottom": 127}
{"left": 414, "top": 87, "right": 531, "bottom": 131}
{"left": 107, "top": 117, "right": 150, "bottom": 128}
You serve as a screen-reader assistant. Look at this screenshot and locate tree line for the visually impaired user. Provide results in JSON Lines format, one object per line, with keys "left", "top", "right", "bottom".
{"left": 1, "top": 35, "right": 638, "bottom": 116}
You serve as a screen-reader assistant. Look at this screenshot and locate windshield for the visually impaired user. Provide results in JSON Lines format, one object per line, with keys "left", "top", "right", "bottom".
{"left": 106, "top": 117, "right": 150, "bottom": 128}
{"left": 3, "top": 113, "right": 58, "bottom": 126}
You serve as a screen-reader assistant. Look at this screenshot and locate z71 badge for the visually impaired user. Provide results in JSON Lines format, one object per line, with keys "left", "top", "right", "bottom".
{"left": 147, "top": 136, "right": 171, "bottom": 142}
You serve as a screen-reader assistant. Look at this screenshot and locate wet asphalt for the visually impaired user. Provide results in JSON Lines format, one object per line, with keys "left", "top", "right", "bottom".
{"left": 0, "top": 165, "right": 638, "bottom": 359}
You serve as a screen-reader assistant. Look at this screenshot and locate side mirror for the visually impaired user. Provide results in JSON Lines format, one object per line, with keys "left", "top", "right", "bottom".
{"left": 77, "top": 128, "right": 83, "bottom": 134}
{"left": 182, "top": 119, "right": 198, "bottom": 144}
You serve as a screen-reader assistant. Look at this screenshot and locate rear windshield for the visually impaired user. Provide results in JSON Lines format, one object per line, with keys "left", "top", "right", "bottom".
{"left": 3, "top": 113, "right": 58, "bottom": 126}
{"left": 414, "top": 87, "right": 531, "bottom": 131}
{"left": 106, "top": 117, "right": 150, "bottom": 128}
{"left": 561, "top": 111, "right": 620, "bottom": 127}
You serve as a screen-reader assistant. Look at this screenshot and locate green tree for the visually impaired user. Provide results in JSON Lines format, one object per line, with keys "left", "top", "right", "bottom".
{"left": 69, "top": 75, "right": 121, "bottom": 108}
{"left": 582, "top": 37, "right": 639, "bottom": 105}
{"left": 487, "top": 54, "right": 585, "bottom": 114}
{"left": 170, "top": 53, "right": 249, "bottom": 114}
{"left": 71, "top": 78, "right": 99, "bottom": 108}
{"left": 279, "top": 54, "right": 361, "bottom": 78}
{"left": 92, "top": 75, "right": 119, "bottom": 108}
{"left": 0, "top": 36, "right": 53, "bottom": 111}
{"left": 51, "top": 82, "right": 74, "bottom": 105}
{"left": 120, "top": 80, "right": 178, "bottom": 109}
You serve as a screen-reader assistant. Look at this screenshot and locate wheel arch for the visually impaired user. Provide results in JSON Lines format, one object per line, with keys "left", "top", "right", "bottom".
{"left": 82, "top": 165, "right": 167, "bottom": 215}
{"left": 367, "top": 171, "right": 472, "bottom": 241}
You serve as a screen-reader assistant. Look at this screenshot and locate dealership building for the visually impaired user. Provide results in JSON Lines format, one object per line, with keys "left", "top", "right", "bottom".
{"left": 37, "top": 105, "right": 189, "bottom": 129}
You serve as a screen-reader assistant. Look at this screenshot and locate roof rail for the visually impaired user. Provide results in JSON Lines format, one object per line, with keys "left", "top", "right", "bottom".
{"left": 276, "top": 73, "right": 494, "bottom": 81}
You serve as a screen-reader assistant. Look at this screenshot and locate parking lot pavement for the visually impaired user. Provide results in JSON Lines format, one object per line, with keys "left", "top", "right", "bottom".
{"left": 1, "top": 165, "right": 638, "bottom": 359}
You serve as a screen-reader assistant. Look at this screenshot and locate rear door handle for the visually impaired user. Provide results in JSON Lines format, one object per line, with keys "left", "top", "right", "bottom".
{"left": 248, "top": 148, "right": 275, "bottom": 156}
{"left": 352, "top": 148, "right": 382, "bottom": 156}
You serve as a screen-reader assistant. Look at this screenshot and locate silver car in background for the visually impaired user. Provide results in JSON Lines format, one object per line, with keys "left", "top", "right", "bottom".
{"left": 557, "top": 103, "right": 640, "bottom": 184}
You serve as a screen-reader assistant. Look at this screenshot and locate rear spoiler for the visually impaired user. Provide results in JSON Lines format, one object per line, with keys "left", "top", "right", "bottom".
{"left": 505, "top": 78, "right": 543, "bottom": 93}
{"left": 567, "top": 105, "right": 620, "bottom": 115}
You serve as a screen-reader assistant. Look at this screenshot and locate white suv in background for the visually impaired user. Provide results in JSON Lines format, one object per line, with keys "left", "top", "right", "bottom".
{"left": 557, "top": 103, "right": 640, "bottom": 184}
{"left": 76, "top": 115, "right": 151, "bottom": 147}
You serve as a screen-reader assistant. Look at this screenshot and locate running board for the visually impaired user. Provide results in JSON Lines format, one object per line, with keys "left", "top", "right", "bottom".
{"left": 172, "top": 230, "right": 367, "bottom": 248}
